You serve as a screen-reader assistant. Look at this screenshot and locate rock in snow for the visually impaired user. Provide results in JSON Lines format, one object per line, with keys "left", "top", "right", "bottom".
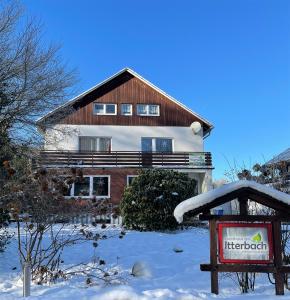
{"left": 131, "top": 261, "right": 151, "bottom": 278}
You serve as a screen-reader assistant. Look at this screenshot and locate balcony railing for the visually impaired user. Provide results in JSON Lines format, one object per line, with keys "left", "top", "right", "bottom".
{"left": 36, "top": 151, "right": 212, "bottom": 168}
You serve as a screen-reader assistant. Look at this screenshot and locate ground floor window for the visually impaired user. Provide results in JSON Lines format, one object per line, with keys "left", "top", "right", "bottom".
{"left": 127, "top": 175, "right": 138, "bottom": 186}
{"left": 93, "top": 176, "right": 109, "bottom": 196}
{"left": 74, "top": 177, "right": 90, "bottom": 197}
{"left": 67, "top": 176, "right": 110, "bottom": 198}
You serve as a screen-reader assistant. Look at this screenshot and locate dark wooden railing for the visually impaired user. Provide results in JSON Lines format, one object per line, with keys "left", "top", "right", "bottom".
{"left": 36, "top": 151, "right": 212, "bottom": 168}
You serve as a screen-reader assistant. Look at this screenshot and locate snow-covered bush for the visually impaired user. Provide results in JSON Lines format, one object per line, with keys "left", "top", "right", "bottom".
{"left": 120, "top": 169, "right": 197, "bottom": 231}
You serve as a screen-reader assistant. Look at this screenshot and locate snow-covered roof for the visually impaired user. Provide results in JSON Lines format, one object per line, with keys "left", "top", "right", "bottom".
{"left": 174, "top": 180, "right": 290, "bottom": 223}
{"left": 267, "top": 148, "right": 290, "bottom": 164}
{"left": 36, "top": 68, "right": 214, "bottom": 131}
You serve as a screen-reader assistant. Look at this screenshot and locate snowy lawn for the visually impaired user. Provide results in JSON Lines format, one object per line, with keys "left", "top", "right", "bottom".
{"left": 0, "top": 225, "right": 288, "bottom": 300}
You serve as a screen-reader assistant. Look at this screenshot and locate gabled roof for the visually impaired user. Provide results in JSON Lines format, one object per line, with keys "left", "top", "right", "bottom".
{"left": 267, "top": 148, "right": 290, "bottom": 165}
{"left": 37, "top": 68, "right": 213, "bottom": 131}
{"left": 174, "top": 180, "right": 290, "bottom": 223}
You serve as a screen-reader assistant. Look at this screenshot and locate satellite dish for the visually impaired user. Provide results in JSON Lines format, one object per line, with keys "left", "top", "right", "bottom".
{"left": 190, "top": 121, "right": 202, "bottom": 134}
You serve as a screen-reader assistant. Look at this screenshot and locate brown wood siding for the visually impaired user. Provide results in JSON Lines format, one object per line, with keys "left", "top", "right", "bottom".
{"left": 58, "top": 73, "right": 208, "bottom": 129}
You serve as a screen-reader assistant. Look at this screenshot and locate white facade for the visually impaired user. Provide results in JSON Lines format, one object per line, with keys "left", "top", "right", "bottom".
{"left": 43, "top": 124, "right": 212, "bottom": 193}
{"left": 44, "top": 124, "right": 204, "bottom": 152}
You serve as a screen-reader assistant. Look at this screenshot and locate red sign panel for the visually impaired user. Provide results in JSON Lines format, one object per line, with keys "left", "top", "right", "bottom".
{"left": 218, "top": 223, "right": 273, "bottom": 264}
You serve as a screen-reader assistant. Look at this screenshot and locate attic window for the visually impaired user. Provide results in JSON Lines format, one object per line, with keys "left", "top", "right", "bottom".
{"left": 121, "top": 104, "right": 132, "bottom": 116}
{"left": 93, "top": 103, "right": 117, "bottom": 115}
{"left": 137, "top": 104, "right": 160, "bottom": 116}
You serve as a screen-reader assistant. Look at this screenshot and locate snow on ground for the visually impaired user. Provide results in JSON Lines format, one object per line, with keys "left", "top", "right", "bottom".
{"left": 0, "top": 225, "right": 289, "bottom": 300}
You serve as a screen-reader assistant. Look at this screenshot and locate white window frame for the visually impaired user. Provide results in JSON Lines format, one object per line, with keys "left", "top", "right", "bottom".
{"left": 68, "top": 175, "right": 111, "bottom": 199}
{"left": 93, "top": 103, "right": 117, "bottom": 115}
{"left": 121, "top": 104, "right": 133, "bottom": 116}
{"left": 137, "top": 104, "right": 160, "bottom": 116}
{"left": 141, "top": 137, "right": 174, "bottom": 152}
{"left": 127, "top": 175, "right": 138, "bottom": 186}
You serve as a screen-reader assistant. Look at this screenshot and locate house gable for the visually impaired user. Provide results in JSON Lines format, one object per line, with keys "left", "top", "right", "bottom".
{"left": 38, "top": 68, "right": 213, "bottom": 134}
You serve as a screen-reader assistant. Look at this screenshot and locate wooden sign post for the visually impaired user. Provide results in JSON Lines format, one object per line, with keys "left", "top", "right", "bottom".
{"left": 174, "top": 181, "right": 290, "bottom": 296}
{"left": 200, "top": 215, "right": 290, "bottom": 295}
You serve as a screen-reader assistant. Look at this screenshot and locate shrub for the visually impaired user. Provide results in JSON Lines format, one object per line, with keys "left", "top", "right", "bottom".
{"left": 0, "top": 208, "right": 12, "bottom": 252}
{"left": 120, "top": 169, "right": 197, "bottom": 231}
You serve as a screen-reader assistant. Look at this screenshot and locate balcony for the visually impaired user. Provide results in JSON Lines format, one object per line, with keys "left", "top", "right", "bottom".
{"left": 36, "top": 151, "right": 213, "bottom": 169}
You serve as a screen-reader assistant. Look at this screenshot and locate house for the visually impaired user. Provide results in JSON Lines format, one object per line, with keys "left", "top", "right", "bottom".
{"left": 36, "top": 68, "right": 214, "bottom": 204}
{"left": 266, "top": 148, "right": 290, "bottom": 172}
{"left": 266, "top": 148, "right": 290, "bottom": 193}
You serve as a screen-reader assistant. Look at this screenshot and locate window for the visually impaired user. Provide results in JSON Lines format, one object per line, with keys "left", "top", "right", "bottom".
{"left": 137, "top": 104, "right": 147, "bottom": 115}
{"left": 67, "top": 176, "right": 110, "bottom": 198}
{"left": 141, "top": 138, "right": 152, "bottom": 152}
{"left": 156, "top": 138, "right": 173, "bottom": 152}
{"left": 121, "top": 104, "right": 132, "bottom": 116}
{"left": 137, "top": 104, "right": 160, "bottom": 116}
{"left": 93, "top": 103, "right": 117, "bottom": 115}
{"left": 141, "top": 138, "right": 173, "bottom": 152}
{"left": 93, "top": 177, "right": 109, "bottom": 196}
{"left": 74, "top": 177, "right": 90, "bottom": 197}
{"left": 149, "top": 105, "right": 159, "bottom": 115}
{"left": 79, "top": 137, "right": 111, "bottom": 152}
{"left": 127, "top": 175, "right": 138, "bottom": 186}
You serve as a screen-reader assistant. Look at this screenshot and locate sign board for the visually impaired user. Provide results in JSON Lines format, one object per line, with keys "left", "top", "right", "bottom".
{"left": 218, "top": 223, "right": 273, "bottom": 264}
{"left": 189, "top": 153, "right": 206, "bottom": 166}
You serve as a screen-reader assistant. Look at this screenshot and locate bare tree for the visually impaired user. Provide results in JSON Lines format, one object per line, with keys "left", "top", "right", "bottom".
{"left": 1, "top": 164, "right": 124, "bottom": 285}
{"left": 0, "top": 0, "right": 76, "bottom": 149}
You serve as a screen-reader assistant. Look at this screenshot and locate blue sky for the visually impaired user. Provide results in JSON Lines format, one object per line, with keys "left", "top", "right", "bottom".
{"left": 23, "top": 0, "right": 290, "bottom": 180}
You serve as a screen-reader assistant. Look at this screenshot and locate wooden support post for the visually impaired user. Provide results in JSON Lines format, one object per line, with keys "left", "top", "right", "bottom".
{"left": 239, "top": 196, "right": 248, "bottom": 216}
{"left": 273, "top": 220, "right": 284, "bottom": 295}
{"left": 209, "top": 219, "right": 218, "bottom": 294}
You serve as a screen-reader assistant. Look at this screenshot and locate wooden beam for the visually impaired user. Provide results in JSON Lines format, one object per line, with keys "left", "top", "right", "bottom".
{"left": 273, "top": 220, "right": 284, "bottom": 295}
{"left": 200, "top": 264, "right": 290, "bottom": 273}
{"left": 239, "top": 196, "right": 248, "bottom": 216}
{"left": 199, "top": 214, "right": 290, "bottom": 222}
{"left": 248, "top": 192, "right": 290, "bottom": 215}
{"left": 209, "top": 219, "right": 218, "bottom": 294}
{"left": 190, "top": 187, "right": 290, "bottom": 217}
{"left": 188, "top": 188, "right": 251, "bottom": 217}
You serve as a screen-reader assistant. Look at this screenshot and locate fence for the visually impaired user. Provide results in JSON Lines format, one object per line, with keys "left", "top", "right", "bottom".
{"left": 36, "top": 150, "right": 212, "bottom": 168}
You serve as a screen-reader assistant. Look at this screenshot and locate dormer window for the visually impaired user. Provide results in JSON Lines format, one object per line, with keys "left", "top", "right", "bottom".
{"left": 137, "top": 104, "right": 160, "bottom": 116}
{"left": 121, "top": 104, "right": 132, "bottom": 116}
{"left": 93, "top": 103, "right": 117, "bottom": 115}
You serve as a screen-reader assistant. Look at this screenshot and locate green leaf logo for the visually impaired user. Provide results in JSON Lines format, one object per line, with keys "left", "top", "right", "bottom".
{"left": 252, "top": 233, "right": 262, "bottom": 243}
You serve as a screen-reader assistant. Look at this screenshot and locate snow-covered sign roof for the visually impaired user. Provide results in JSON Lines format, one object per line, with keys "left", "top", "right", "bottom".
{"left": 267, "top": 148, "right": 290, "bottom": 164}
{"left": 174, "top": 180, "right": 290, "bottom": 223}
{"left": 36, "top": 68, "right": 213, "bottom": 131}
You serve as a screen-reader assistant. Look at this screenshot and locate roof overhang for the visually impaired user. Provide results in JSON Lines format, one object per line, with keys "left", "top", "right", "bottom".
{"left": 266, "top": 148, "right": 290, "bottom": 165}
{"left": 174, "top": 180, "right": 290, "bottom": 223}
